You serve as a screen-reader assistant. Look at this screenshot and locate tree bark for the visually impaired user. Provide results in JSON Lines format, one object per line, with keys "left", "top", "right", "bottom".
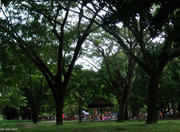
{"left": 117, "top": 98, "right": 126, "bottom": 122}
{"left": 178, "top": 102, "right": 180, "bottom": 113}
{"left": 117, "top": 83, "right": 131, "bottom": 122}
{"left": 32, "top": 108, "right": 38, "bottom": 124}
{"left": 55, "top": 99, "right": 64, "bottom": 125}
{"left": 78, "top": 111, "right": 82, "bottom": 122}
{"left": 78, "top": 101, "right": 82, "bottom": 122}
{"left": 124, "top": 105, "right": 129, "bottom": 120}
{"left": 146, "top": 73, "right": 160, "bottom": 124}
{"left": 54, "top": 86, "right": 65, "bottom": 126}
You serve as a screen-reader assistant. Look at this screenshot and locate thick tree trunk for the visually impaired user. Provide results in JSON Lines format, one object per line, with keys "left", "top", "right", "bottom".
{"left": 178, "top": 102, "right": 180, "bottom": 113}
{"left": 117, "top": 84, "right": 131, "bottom": 122}
{"left": 125, "top": 105, "right": 129, "bottom": 120}
{"left": 55, "top": 87, "right": 65, "bottom": 125}
{"left": 117, "top": 98, "right": 126, "bottom": 122}
{"left": 56, "top": 99, "right": 64, "bottom": 125}
{"left": 32, "top": 108, "right": 38, "bottom": 124}
{"left": 50, "top": 83, "right": 66, "bottom": 125}
{"left": 31, "top": 101, "right": 40, "bottom": 124}
{"left": 117, "top": 83, "right": 131, "bottom": 122}
{"left": 146, "top": 74, "right": 160, "bottom": 124}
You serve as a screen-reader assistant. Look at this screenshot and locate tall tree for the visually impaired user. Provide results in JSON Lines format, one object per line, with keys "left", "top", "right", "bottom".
{"left": 20, "top": 67, "right": 46, "bottom": 124}
{"left": 88, "top": 0, "right": 180, "bottom": 124}
{"left": 0, "top": 43, "right": 27, "bottom": 115}
{"left": 0, "top": 41, "right": 46, "bottom": 123}
{"left": 0, "top": 0, "right": 101, "bottom": 125}
{"left": 86, "top": 28, "right": 137, "bottom": 122}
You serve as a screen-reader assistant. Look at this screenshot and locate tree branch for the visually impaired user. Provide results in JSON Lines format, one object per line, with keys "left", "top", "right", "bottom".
{"left": 63, "top": 9, "right": 99, "bottom": 88}
{"left": 56, "top": 6, "right": 70, "bottom": 83}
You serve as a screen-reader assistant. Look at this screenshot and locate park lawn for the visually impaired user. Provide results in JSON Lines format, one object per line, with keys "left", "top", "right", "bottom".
{"left": 0, "top": 120, "right": 180, "bottom": 132}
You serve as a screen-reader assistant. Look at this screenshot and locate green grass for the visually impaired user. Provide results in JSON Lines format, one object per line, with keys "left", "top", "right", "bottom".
{"left": 0, "top": 119, "right": 31, "bottom": 123}
{"left": 0, "top": 120, "right": 180, "bottom": 132}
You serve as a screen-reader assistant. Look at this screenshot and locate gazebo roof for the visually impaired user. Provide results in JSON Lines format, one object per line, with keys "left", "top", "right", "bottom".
{"left": 88, "top": 97, "right": 114, "bottom": 108}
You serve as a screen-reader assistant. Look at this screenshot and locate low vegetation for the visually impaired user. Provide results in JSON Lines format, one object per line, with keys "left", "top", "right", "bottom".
{"left": 0, "top": 120, "right": 180, "bottom": 132}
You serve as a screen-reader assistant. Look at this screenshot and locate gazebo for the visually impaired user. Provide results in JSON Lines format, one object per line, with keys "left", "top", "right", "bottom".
{"left": 88, "top": 97, "right": 114, "bottom": 120}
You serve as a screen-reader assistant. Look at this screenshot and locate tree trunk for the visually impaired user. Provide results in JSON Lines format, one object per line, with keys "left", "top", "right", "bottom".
{"left": 100, "top": 107, "right": 103, "bottom": 120}
{"left": 54, "top": 88, "right": 65, "bottom": 125}
{"left": 31, "top": 101, "right": 40, "bottom": 124}
{"left": 78, "top": 111, "right": 82, "bottom": 122}
{"left": 50, "top": 82, "right": 66, "bottom": 126}
{"left": 124, "top": 105, "right": 129, "bottom": 120}
{"left": 32, "top": 108, "right": 38, "bottom": 124}
{"left": 146, "top": 74, "right": 160, "bottom": 124}
{"left": 117, "top": 83, "right": 131, "bottom": 122}
{"left": 56, "top": 100, "right": 64, "bottom": 125}
{"left": 178, "top": 102, "right": 180, "bottom": 113}
{"left": 78, "top": 101, "right": 82, "bottom": 122}
{"left": 117, "top": 98, "right": 126, "bottom": 122}
{"left": 131, "top": 105, "right": 136, "bottom": 118}
{"left": 171, "top": 102, "right": 177, "bottom": 118}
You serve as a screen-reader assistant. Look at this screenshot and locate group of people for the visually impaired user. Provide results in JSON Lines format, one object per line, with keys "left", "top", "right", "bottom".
{"left": 63, "top": 109, "right": 116, "bottom": 121}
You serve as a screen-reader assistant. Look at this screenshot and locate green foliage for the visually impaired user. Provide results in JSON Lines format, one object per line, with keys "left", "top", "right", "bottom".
{"left": 0, "top": 85, "right": 27, "bottom": 110}
{"left": 100, "top": 52, "right": 128, "bottom": 78}
{"left": 65, "top": 67, "right": 106, "bottom": 115}
{"left": 0, "top": 46, "right": 27, "bottom": 112}
{"left": 158, "top": 58, "right": 180, "bottom": 111}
